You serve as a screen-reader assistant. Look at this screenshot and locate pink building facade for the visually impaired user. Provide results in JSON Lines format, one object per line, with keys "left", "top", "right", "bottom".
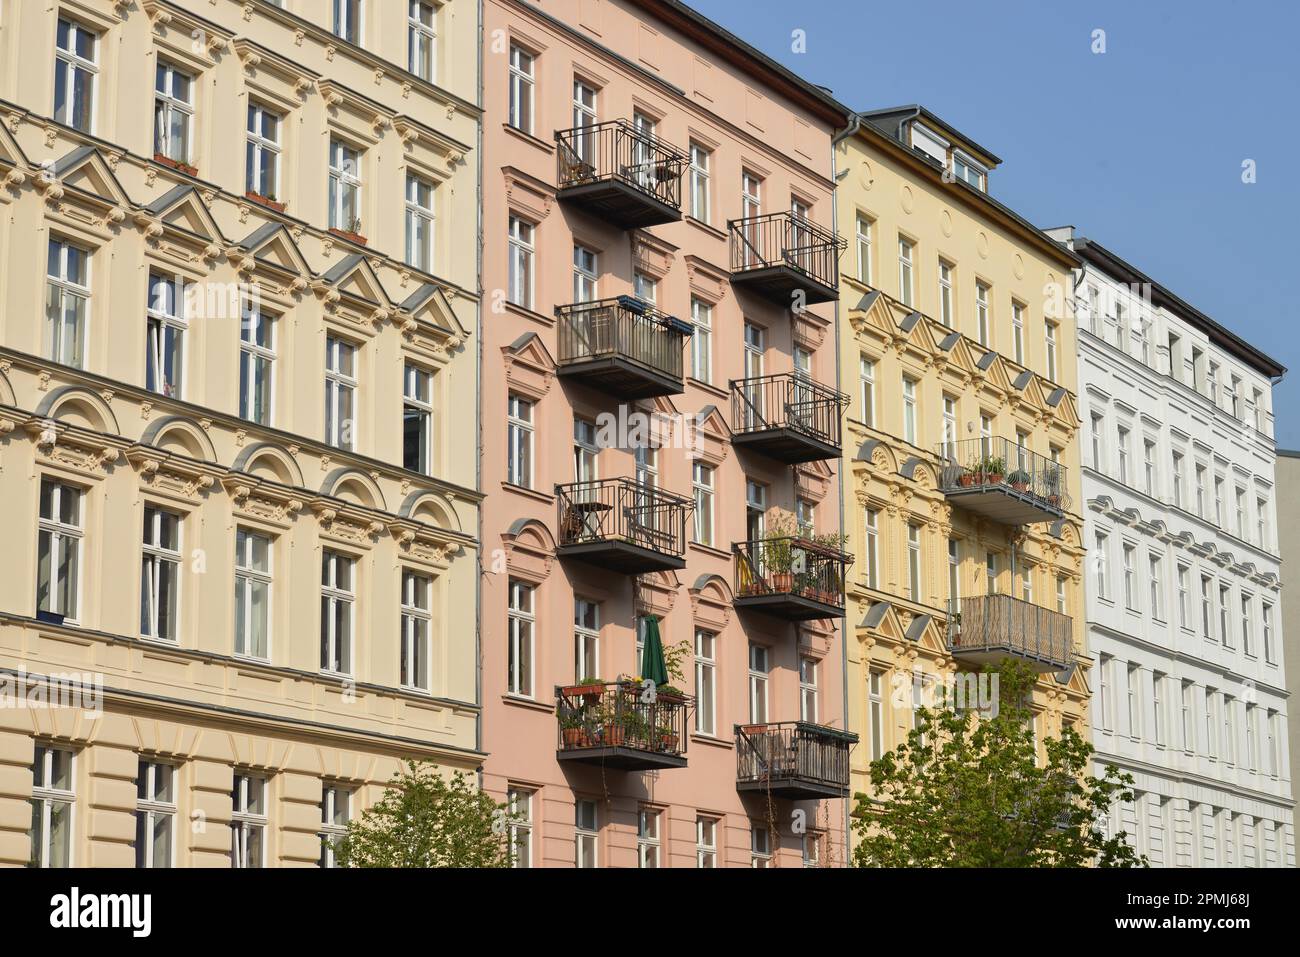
{"left": 480, "top": 0, "right": 852, "bottom": 867}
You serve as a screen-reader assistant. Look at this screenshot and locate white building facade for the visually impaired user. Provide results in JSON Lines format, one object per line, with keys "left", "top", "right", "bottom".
{"left": 1049, "top": 228, "right": 1294, "bottom": 867}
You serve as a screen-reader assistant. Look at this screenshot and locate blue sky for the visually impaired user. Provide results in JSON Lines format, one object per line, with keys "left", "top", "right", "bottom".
{"left": 689, "top": 0, "right": 1300, "bottom": 446}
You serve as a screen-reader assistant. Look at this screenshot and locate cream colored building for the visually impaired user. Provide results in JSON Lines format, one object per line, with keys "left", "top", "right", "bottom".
{"left": 835, "top": 108, "right": 1090, "bottom": 812}
{"left": 0, "top": 0, "right": 482, "bottom": 867}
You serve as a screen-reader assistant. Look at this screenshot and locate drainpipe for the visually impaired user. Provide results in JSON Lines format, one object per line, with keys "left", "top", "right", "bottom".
{"left": 474, "top": 0, "right": 485, "bottom": 760}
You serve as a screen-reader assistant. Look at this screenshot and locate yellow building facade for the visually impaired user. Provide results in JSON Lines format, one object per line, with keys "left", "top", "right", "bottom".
{"left": 835, "top": 109, "right": 1090, "bottom": 809}
{"left": 0, "top": 0, "right": 482, "bottom": 867}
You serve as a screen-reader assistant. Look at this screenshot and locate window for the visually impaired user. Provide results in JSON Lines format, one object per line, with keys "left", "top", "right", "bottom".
{"left": 748, "top": 643, "right": 769, "bottom": 724}
{"left": 324, "top": 336, "right": 357, "bottom": 450}
{"left": 37, "top": 479, "right": 82, "bottom": 622}
{"left": 1097, "top": 655, "right": 1112, "bottom": 730}
{"left": 45, "top": 238, "right": 89, "bottom": 368}
{"left": 400, "top": 570, "right": 431, "bottom": 691}
{"left": 1171, "top": 452, "right": 1184, "bottom": 508}
{"left": 318, "top": 784, "right": 351, "bottom": 868}
{"left": 1257, "top": 496, "right": 1270, "bottom": 549}
{"left": 1044, "top": 321, "right": 1058, "bottom": 381}
{"left": 1245, "top": 705, "right": 1258, "bottom": 771}
{"left": 1263, "top": 602, "right": 1275, "bottom": 663}
{"left": 803, "top": 834, "right": 822, "bottom": 869}
{"left": 1204, "top": 689, "right": 1217, "bottom": 759}
{"left": 907, "top": 523, "right": 922, "bottom": 602}
{"left": 694, "top": 630, "right": 716, "bottom": 735}
{"left": 1011, "top": 302, "right": 1025, "bottom": 365}
{"left": 1181, "top": 680, "right": 1195, "bottom": 752}
{"left": 140, "top": 506, "right": 181, "bottom": 642}
{"left": 1126, "top": 664, "right": 1140, "bottom": 738}
{"left": 1223, "top": 696, "right": 1235, "bottom": 765}
{"left": 637, "top": 808, "right": 661, "bottom": 868}
{"left": 405, "top": 174, "right": 436, "bottom": 272}
{"left": 507, "top": 216, "right": 535, "bottom": 308}
{"left": 507, "top": 46, "right": 534, "bottom": 134}
{"left": 239, "top": 300, "right": 275, "bottom": 426}
{"left": 575, "top": 800, "right": 598, "bottom": 868}
{"left": 1055, "top": 575, "right": 1067, "bottom": 615}
{"left": 135, "top": 760, "right": 175, "bottom": 868}
{"left": 1218, "top": 583, "right": 1232, "bottom": 648}
{"left": 863, "top": 508, "right": 879, "bottom": 589}
{"left": 689, "top": 143, "right": 711, "bottom": 223}
{"left": 750, "top": 825, "right": 772, "bottom": 868}
{"left": 507, "top": 580, "right": 534, "bottom": 697}
{"left": 408, "top": 1, "right": 436, "bottom": 80}
{"left": 1176, "top": 564, "right": 1190, "bottom": 629}
{"left": 985, "top": 550, "right": 998, "bottom": 595}
{"left": 54, "top": 18, "right": 97, "bottom": 132}
{"left": 859, "top": 355, "right": 876, "bottom": 426}
{"left": 692, "top": 462, "right": 714, "bottom": 546}
{"left": 1122, "top": 544, "right": 1137, "bottom": 611}
{"left": 573, "top": 418, "right": 599, "bottom": 482}
{"left": 506, "top": 394, "right": 534, "bottom": 488}
{"left": 800, "top": 657, "right": 818, "bottom": 723}
{"left": 1020, "top": 563, "right": 1033, "bottom": 603}
{"left": 1213, "top": 475, "right": 1225, "bottom": 526}
{"left": 975, "top": 280, "right": 990, "bottom": 345}
{"left": 146, "top": 272, "right": 187, "bottom": 398}
{"left": 30, "top": 745, "right": 74, "bottom": 868}
{"left": 855, "top": 215, "right": 872, "bottom": 284}
{"left": 742, "top": 171, "right": 762, "bottom": 219}
{"left": 952, "top": 152, "right": 985, "bottom": 189}
{"left": 796, "top": 498, "right": 815, "bottom": 539}
{"left": 868, "top": 671, "right": 884, "bottom": 760}
{"left": 1116, "top": 426, "right": 1130, "bottom": 483}
{"left": 572, "top": 244, "right": 598, "bottom": 302}
{"left": 1240, "top": 594, "right": 1254, "bottom": 657}
{"left": 1148, "top": 553, "right": 1163, "bottom": 621}
{"left": 245, "top": 102, "right": 280, "bottom": 199}
{"left": 231, "top": 773, "right": 267, "bottom": 868}
{"left": 633, "top": 271, "right": 657, "bottom": 306}
{"left": 328, "top": 139, "right": 362, "bottom": 233}
{"left": 689, "top": 298, "right": 712, "bottom": 383}
{"left": 1089, "top": 412, "right": 1105, "bottom": 471}
{"left": 403, "top": 363, "right": 434, "bottom": 474}
{"left": 506, "top": 787, "right": 532, "bottom": 868}
{"left": 1195, "top": 464, "right": 1207, "bottom": 517}
{"left": 1200, "top": 575, "right": 1214, "bottom": 640}
{"left": 332, "top": 0, "right": 362, "bottom": 44}
{"left": 573, "top": 598, "right": 599, "bottom": 681}
{"left": 1152, "top": 673, "right": 1165, "bottom": 746}
{"left": 1235, "top": 487, "right": 1246, "bottom": 539}
{"left": 234, "top": 528, "right": 271, "bottom": 660}
{"left": 153, "top": 62, "right": 194, "bottom": 164}
{"left": 1266, "top": 710, "right": 1279, "bottom": 776}
{"left": 320, "top": 551, "right": 355, "bottom": 675}
{"left": 897, "top": 238, "right": 914, "bottom": 306}
{"left": 696, "top": 817, "right": 717, "bottom": 868}
{"left": 1143, "top": 439, "right": 1156, "bottom": 496}
{"left": 571, "top": 79, "right": 598, "bottom": 158}
{"left": 745, "top": 480, "right": 767, "bottom": 541}
{"left": 937, "top": 260, "right": 954, "bottom": 326}
{"left": 941, "top": 395, "right": 958, "bottom": 457}
{"left": 1093, "top": 531, "right": 1109, "bottom": 600}
{"left": 948, "top": 538, "right": 960, "bottom": 607}
{"left": 902, "top": 376, "right": 917, "bottom": 445}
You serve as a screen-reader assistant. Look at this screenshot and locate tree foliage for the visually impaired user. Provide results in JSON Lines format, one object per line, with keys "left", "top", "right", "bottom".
{"left": 333, "top": 761, "right": 513, "bottom": 868}
{"left": 851, "top": 661, "right": 1145, "bottom": 868}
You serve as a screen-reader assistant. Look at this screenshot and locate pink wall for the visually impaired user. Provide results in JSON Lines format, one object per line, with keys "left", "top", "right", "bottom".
{"left": 480, "top": 0, "right": 848, "bottom": 867}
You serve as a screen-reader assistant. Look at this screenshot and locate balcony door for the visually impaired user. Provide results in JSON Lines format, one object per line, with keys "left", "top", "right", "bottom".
{"left": 742, "top": 323, "right": 765, "bottom": 430}
{"left": 791, "top": 346, "right": 814, "bottom": 432}
{"left": 571, "top": 80, "right": 597, "bottom": 168}
{"left": 741, "top": 172, "right": 762, "bottom": 266}
{"left": 631, "top": 112, "right": 656, "bottom": 192}
{"left": 634, "top": 444, "right": 661, "bottom": 548}
{"left": 789, "top": 197, "right": 812, "bottom": 273}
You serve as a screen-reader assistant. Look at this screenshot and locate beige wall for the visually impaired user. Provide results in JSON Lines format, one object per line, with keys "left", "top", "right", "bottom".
{"left": 0, "top": 0, "right": 482, "bottom": 866}
{"left": 1277, "top": 451, "right": 1300, "bottom": 811}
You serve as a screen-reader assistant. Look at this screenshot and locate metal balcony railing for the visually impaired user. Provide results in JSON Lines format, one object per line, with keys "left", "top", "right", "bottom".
{"left": 557, "top": 478, "right": 690, "bottom": 562}
{"left": 935, "top": 436, "right": 1070, "bottom": 524}
{"left": 730, "top": 373, "right": 848, "bottom": 452}
{"left": 555, "top": 296, "right": 688, "bottom": 395}
{"left": 728, "top": 211, "right": 844, "bottom": 303}
{"left": 733, "top": 537, "right": 849, "bottom": 618}
{"left": 946, "top": 594, "right": 1074, "bottom": 671}
{"left": 556, "top": 119, "right": 686, "bottom": 210}
{"left": 735, "top": 721, "right": 856, "bottom": 798}
{"left": 556, "top": 682, "right": 690, "bottom": 767}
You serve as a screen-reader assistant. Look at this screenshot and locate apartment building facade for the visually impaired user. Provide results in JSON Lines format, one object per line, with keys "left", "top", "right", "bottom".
{"left": 1276, "top": 449, "right": 1300, "bottom": 810}
{"left": 837, "top": 109, "right": 1091, "bottom": 816}
{"left": 0, "top": 0, "right": 483, "bottom": 867}
{"left": 479, "top": 0, "right": 855, "bottom": 867}
{"left": 1049, "top": 229, "right": 1294, "bottom": 867}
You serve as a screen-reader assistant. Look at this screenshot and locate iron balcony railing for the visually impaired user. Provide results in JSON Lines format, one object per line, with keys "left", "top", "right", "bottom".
{"left": 735, "top": 721, "right": 856, "bottom": 793}
{"left": 556, "top": 681, "right": 690, "bottom": 759}
{"left": 730, "top": 372, "right": 848, "bottom": 447}
{"left": 728, "top": 210, "right": 844, "bottom": 291}
{"left": 556, "top": 119, "right": 686, "bottom": 209}
{"left": 734, "top": 537, "right": 849, "bottom": 608}
{"left": 555, "top": 296, "right": 688, "bottom": 383}
{"left": 935, "top": 436, "right": 1071, "bottom": 512}
{"left": 946, "top": 594, "right": 1074, "bottom": 669}
{"left": 557, "top": 478, "right": 691, "bottom": 558}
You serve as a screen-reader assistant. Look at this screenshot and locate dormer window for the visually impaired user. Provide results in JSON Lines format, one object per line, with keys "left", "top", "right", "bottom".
{"left": 952, "top": 152, "right": 986, "bottom": 191}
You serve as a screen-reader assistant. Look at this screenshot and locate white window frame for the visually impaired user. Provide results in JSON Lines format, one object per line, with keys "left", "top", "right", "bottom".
{"left": 506, "top": 394, "right": 534, "bottom": 488}
{"left": 695, "top": 816, "right": 717, "bottom": 868}
{"left": 859, "top": 355, "right": 876, "bottom": 426}
{"left": 30, "top": 744, "right": 75, "bottom": 868}
{"left": 407, "top": 1, "right": 437, "bottom": 81}
{"left": 855, "top": 214, "right": 872, "bottom": 284}
{"left": 234, "top": 528, "right": 272, "bottom": 661}
{"left": 320, "top": 550, "right": 355, "bottom": 676}
{"left": 37, "top": 478, "right": 83, "bottom": 623}
{"left": 46, "top": 237, "right": 90, "bottom": 369}
{"left": 575, "top": 799, "right": 598, "bottom": 868}
{"left": 898, "top": 237, "right": 914, "bottom": 306}
{"left": 231, "top": 772, "right": 267, "bottom": 868}
{"left": 135, "top": 759, "right": 176, "bottom": 869}
{"left": 693, "top": 630, "right": 716, "bottom": 736}
{"left": 507, "top": 215, "right": 535, "bottom": 308}
{"left": 507, "top": 45, "right": 534, "bottom": 134}
{"left": 146, "top": 272, "right": 187, "bottom": 399}
{"left": 54, "top": 18, "right": 98, "bottom": 133}
{"left": 328, "top": 138, "right": 363, "bottom": 234}
{"left": 325, "top": 335, "right": 358, "bottom": 451}
{"left": 507, "top": 787, "right": 533, "bottom": 868}
{"left": 748, "top": 642, "right": 769, "bottom": 724}
{"left": 319, "top": 783, "right": 351, "bottom": 868}
{"left": 141, "top": 505, "right": 182, "bottom": 643}
{"left": 404, "top": 173, "right": 436, "bottom": 273}
{"left": 245, "top": 102, "right": 281, "bottom": 199}
{"left": 400, "top": 569, "right": 432, "bottom": 692}
{"left": 403, "top": 362, "right": 434, "bottom": 475}
{"left": 800, "top": 657, "right": 818, "bottom": 723}
{"left": 574, "top": 597, "right": 600, "bottom": 681}
{"left": 332, "top": 0, "right": 363, "bottom": 45}
{"left": 637, "top": 807, "right": 661, "bottom": 868}
{"left": 507, "top": 579, "right": 534, "bottom": 698}
{"left": 692, "top": 461, "right": 714, "bottom": 547}
{"left": 153, "top": 61, "right": 194, "bottom": 164}
{"left": 690, "top": 298, "right": 712, "bottom": 384}
{"left": 239, "top": 300, "right": 275, "bottom": 426}
{"left": 689, "top": 143, "right": 711, "bottom": 223}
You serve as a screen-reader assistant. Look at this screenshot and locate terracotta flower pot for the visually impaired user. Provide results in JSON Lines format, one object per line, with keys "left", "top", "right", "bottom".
{"left": 603, "top": 724, "right": 626, "bottom": 747}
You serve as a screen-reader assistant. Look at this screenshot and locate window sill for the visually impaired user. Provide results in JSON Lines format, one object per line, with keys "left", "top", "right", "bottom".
{"left": 502, "top": 482, "right": 554, "bottom": 505}
{"left": 683, "top": 215, "right": 726, "bottom": 242}
{"left": 688, "top": 541, "right": 731, "bottom": 561}
{"left": 502, "top": 694, "right": 554, "bottom": 715}
{"left": 502, "top": 123, "right": 554, "bottom": 154}
{"left": 686, "top": 377, "right": 728, "bottom": 401}
{"left": 690, "top": 732, "right": 733, "bottom": 751}
{"left": 504, "top": 300, "right": 554, "bottom": 327}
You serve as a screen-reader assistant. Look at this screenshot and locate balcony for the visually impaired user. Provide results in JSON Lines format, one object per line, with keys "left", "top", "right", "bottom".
{"left": 555, "top": 120, "right": 686, "bottom": 229}
{"left": 945, "top": 595, "right": 1074, "bottom": 673}
{"left": 936, "top": 437, "right": 1070, "bottom": 526}
{"left": 728, "top": 211, "right": 844, "bottom": 307}
{"left": 556, "top": 682, "right": 689, "bottom": 770}
{"left": 556, "top": 478, "right": 691, "bottom": 573}
{"left": 555, "top": 296, "right": 690, "bottom": 399}
{"left": 733, "top": 537, "right": 849, "bottom": 621}
{"left": 735, "top": 721, "right": 857, "bottom": 799}
{"left": 729, "top": 373, "right": 848, "bottom": 463}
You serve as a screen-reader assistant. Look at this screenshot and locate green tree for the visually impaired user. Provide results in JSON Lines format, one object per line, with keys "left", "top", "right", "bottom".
{"left": 332, "top": 761, "right": 514, "bottom": 868}
{"left": 851, "top": 661, "right": 1145, "bottom": 867}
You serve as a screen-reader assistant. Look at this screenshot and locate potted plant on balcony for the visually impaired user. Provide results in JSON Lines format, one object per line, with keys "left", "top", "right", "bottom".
{"left": 1044, "top": 465, "right": 1063, "bottom": 506}
{"left": 329, "top": 217, "right": 368, "bottom": 246}
{"left": 245, "top": 190, "right": 286, "bottom": 213}
{"left": 949, "top": 610, "right": 962, "bottom": 647}
{"left": 561, "top": 677, "right": 606, "bottom": 706}
{"left": 1007, "top": 469, "right": 1032, "bottom": 492}
{"left": 558, "top": 709, "right": 591, "bottom": 749}
{"left": 656, "top": 721, "right": 680, "bottom": 752}
{"left": 977, "top": 455, "right": 1006, "bottom": 485}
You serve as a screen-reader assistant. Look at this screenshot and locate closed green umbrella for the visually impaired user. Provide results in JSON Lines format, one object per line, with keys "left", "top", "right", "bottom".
{"left": 639, "top": 615, "right": 669, "bottom": 687}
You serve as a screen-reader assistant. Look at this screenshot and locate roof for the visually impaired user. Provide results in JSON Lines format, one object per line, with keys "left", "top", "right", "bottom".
{"left": 858, "top": 104, "right": 1002, "bottom": 167}
{"left": 1068, "top": 235, "right": 1286, "bottom": 380}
